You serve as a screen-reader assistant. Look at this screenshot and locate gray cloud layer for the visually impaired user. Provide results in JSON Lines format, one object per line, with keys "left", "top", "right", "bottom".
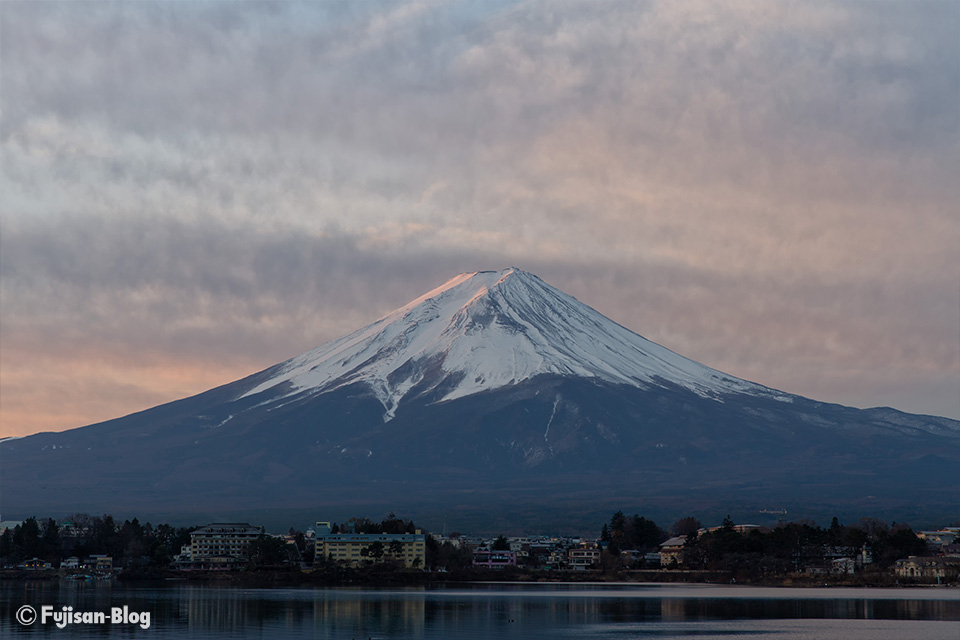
{"left": 2, "top": 0, "right": 957, "bottom": 435}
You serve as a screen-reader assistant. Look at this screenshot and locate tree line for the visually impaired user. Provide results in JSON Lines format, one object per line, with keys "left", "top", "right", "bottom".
{"left": 597, "top": 511, "right": 931, "bottom": 578}
{"left": 681, "top": 516, "right": 926, "bottom": 575}
{"left": 600, "top": 511, "right": 668, "bottom": 554}
{"left": 328, "top": 513, "right": 419, "bottom": 535}
{"left": 1, "top": 512, "right": 468, "bottom": 572}
{"left": 0, "top": 514, "right": 192, "bottom": 568}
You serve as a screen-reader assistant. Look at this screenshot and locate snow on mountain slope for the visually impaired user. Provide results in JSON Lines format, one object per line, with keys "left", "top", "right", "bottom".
{"left": 241, "top": 268, "right": 786, "bottom": 420}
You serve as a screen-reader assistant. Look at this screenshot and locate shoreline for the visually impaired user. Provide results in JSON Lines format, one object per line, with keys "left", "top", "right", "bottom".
{"left": 4, "top": 567, "right": 956, "bottom": 589}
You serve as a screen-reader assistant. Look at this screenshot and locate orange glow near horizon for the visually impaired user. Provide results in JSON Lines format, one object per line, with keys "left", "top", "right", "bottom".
{"left": 0, "top": 353, "right": 261, "bottom": 438}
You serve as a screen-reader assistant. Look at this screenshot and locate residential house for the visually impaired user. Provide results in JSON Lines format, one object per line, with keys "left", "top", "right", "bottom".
{"left": 473, "top": 548, "right": 518, "bottom": 569}
{"left": 918, "top": 529, "right": 958, "bottom": 550}
{"left": 524, "top": 543, "right": 555, "bottom": 569}
{"left": 432, "top": 534, "right": 463, "bottom": 549}
{"left": 17, "top": 557, "right": 52, "bottom": 570}
{"left": 546, "top": 547, "right": 568, "bottom": 570}
{"left": 808, "top": 557, "right": 856, "bottom": 575}
{"left": 568, "top": 547, "right": 600, "bottom": 570}
{"left": 0, "top": 520, "right": 23, "bottom": 534}
{"left": 659, "top": 536, "right": 687, "bottom": 566}
{"left": 83, "top": 555, "right": 113, "bottom": 571}
{"left": 832, "top": 557, "right": 856, "bottom": 574}
{"left": 618, "top": 549, "right": 648, "bottom": 567}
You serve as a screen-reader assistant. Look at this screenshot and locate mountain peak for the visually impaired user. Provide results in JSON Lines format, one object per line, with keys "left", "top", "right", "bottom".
{"left": 395, "top": 267, "right": 536, "bottom": 310}
{"left": 5, "top": 270, "right": 957, "bottom": 524}
{"left": 387, "top": 267, "right": 524, "bottom": 317}
{"left": 240, "top": 269, "right": 780, "bottom": 421}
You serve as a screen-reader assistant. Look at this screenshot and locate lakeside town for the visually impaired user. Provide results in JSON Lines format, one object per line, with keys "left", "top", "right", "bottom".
{"left": 2, "top": 512, "right": 958, "bottom": 586}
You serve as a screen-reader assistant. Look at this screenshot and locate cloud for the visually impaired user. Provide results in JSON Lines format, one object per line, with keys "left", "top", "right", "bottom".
{"left": 1, "top": 0, "right": 957, "bottom": 435}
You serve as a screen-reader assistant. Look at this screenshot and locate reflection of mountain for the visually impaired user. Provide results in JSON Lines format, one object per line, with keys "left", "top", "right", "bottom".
{"left": 2, "top": 268, "right": 958, "bottom": 525}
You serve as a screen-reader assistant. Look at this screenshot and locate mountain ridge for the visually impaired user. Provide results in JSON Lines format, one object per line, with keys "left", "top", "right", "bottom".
{"left": 2, "top": 268, "right": 957, "bottom": 526}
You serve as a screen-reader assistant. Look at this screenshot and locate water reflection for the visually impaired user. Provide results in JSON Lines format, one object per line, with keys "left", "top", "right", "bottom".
{"left": 1, "top": 581, "right": 957, "bottom": 639}
{"left": 312, "top": 592, "right": 426, "bottom": 639}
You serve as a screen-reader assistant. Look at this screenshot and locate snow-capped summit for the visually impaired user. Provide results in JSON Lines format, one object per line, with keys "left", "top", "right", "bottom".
{"left": 242, "top": 268, "right": 777, "bottom": 420}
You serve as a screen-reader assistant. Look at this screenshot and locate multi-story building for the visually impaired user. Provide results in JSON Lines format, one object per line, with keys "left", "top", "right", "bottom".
{"left": 313, "top": 521, "right": 425, "bottom": 568}
{"left": 568, "top": 547, "right": 600, "bottom": 570}
{"left": 181, "top": 522, "right": 263, "bottom": 570}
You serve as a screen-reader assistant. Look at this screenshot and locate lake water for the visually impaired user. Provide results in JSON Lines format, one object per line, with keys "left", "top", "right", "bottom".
{"left": 2, "top": 580, "right": 957, "bottom": 639}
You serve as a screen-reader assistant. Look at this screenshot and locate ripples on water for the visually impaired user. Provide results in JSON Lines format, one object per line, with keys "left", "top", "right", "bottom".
{"left": 2, "top": 581, "right": 957, "bottom": 639}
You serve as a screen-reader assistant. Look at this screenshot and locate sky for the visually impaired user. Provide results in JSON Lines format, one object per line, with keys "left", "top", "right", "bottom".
{"left": 1, "top": 0, "right": 958, "bottom": 438}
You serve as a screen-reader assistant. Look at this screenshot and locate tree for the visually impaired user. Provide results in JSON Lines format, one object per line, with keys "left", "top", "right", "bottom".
{"left": 629, "top": 515, "right": 666, "bottom": 550}
{"left": 291, "top": 530, "right": 308, "bottom": 561}
{"left": 681, "top": 530, "right": 704, "bottom": 569}
{"left": 844, "top": 526, "right": 868, "bottom": 549}
{"left": 18, "top": 517, "right": 42, "bottom": 560}
{"left": 886, "top": 528, "right": 925, "bottom": 559}
{"left": 673, "top": 517, "right": 701, "bottom": 537}
{"left": 119, "top": 518, "right": 145, "bottom": 566}
{"left": 0, "top": 529, "right": 12, "bottom": 560}
{"left": 40, "top": 518, "right": 61, "bottom": 559}
{"left": 610, "top": 511, "right": 627, "bottom": 546}
{"left": 10, "top": 525, "right": 25, "bottom": 562}
{"left": 491, "top": 535, "right": 510, "bottom": 551}
{"left": 249, "top": 535, "right": 290, "bottom": 567}
{"left": 362, "top": 541, "right": 385, "bottom": 561}
{"left": 381, "top": 513, "right": 413, "bottom": 534}
{"left": 827, "top": 517, "right": 843, "bottom": 546}
{"left": 91, "top": 515, "right": 120, "bottom": 557}
{"left": 425, "top": 534, "right": 472, "bottom": 571}
{"left": 603, "top": 511, "right": 629, "bottom": 555}
{"left": 340, "top": 517, "right": 377, "bottom": 534}
{"left": 63, "top": 513, "right": 93, "bottom": 537}
{"left": 857, "top": 517, "right": 888, "bottom": 539}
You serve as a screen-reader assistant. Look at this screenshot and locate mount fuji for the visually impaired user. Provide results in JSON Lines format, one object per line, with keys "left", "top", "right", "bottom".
{"left": 3, "top": 268, "right": 958, "bottom": 528}
{"left": 240, "top": 268, "right": 782, "bottom": 420}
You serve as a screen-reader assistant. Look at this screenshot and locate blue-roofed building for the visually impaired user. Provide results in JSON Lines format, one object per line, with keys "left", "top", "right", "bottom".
{"left": 314, "top": 521, "right": 425, "bottom": 568}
